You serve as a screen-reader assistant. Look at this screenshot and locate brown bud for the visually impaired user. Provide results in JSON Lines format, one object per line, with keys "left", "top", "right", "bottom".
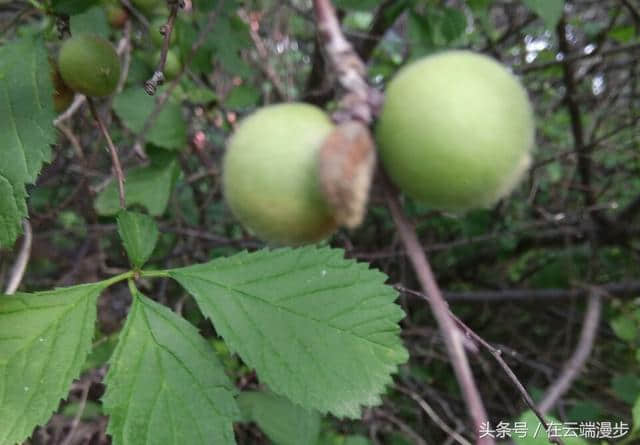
{"left": 318, "top": 121, "right": 376, "bottom": 229}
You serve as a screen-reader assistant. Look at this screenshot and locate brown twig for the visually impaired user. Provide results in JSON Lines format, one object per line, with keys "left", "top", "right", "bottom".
{"left": 87, "top": 98, "right": 126, "bottom": 209}
{"left": 401, "top": 281, "right": 640, "bottom": 303}
{"left": 4, "top": 220, "right": 32, "bottom": 295}
{"left": 398, "top": 285, "right": 565, "bottom": 445}
{"left": 384, "top": 184, "right": 493, "bottom": 445}
{"left": 395, "top": 385, "right": 473, "bottom": 445}
{"left": 145, "top": 0, "right": 183, "bottom": 95}
{"left": 538, "top": 291, "right": 602, "bottom": 414}
{"left": 312, "top": 0, "right": 382, "bottom": 124}
{"left": 133, "top": 1, "right": 225, "bottom": 157}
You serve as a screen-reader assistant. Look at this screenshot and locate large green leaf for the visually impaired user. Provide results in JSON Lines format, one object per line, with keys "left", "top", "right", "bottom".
{"left": 0, "top": 35, "right": 56, "bottom": 247}
{"left": 237, "top": 391, "right": 321, "bottom": 445}
{"left": 116, "top": 210, "right": 159, "bottom": 269}
{"left": 94, "top": 152, "right": 180, "bottom": 216}
{"left": 103, "top": 290, "right": 238, "bottom": 445}
{"left": 112, "top": 87, "right": 187, "bottom": 151}
{"left": 522, "top": 0, "right": 565, "bottom": 30}
{"left": 0, "top": 283, "right": 103, "bottom": 444}
{"left": 170, "top": 247, "right": 408, "bottom": 418}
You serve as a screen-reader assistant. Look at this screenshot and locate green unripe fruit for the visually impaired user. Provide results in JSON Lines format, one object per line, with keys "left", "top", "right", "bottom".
{"left": 150, "top": 17, "right": 176, "bottom": 47}
{"left": 376, "top": 50, "right": 534, "bottom": 211}
{"left": 49, "top": 61, "right": 74, "bottom": 113}
{"left": 152, "top": 49, "right": 181, "bottom": 80}
{"left": 105, "top": 4, "right": 128, "bottom": 28}
{"left": 58, "top": 34, "right": 120, "bottom": 97}
{"left": 223, "top": 103, "right": 338, "bottom": 245}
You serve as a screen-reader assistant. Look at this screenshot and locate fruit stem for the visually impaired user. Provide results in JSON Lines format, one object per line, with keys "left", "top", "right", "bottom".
{"left": 87, "top": 98, "right": 126, "bottom": 210}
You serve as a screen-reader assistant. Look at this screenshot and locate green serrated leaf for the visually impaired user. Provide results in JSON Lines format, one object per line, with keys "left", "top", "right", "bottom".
{"left": 237, "top": 391, "right": 321, "bottom": 445}
{"left": 116, "top": 210, "right": 159, "bottom": 269}
{"left": 112, "top": 87, "right": 187, "bottom": 150}
{"left": 0, "top": 283, "right": 103, "bottom": 445}
{"left": 103, "top": 289, "right": 238, "bottom": 445}
{"left": 0, "top": 35, "right": 56, "bottom": 247}
{"left": 95, "top": 152, "right": 180, "bottom": 216}
{"left": 170, "top": 247, "right": 408, "bottom": 418}
{"left": 522, "top": 0, "right": 564, "bottom": 30}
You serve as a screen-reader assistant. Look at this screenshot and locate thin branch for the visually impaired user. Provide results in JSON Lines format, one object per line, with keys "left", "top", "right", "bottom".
{"left": 145, "top": 0, "right": 182, "bottom": 96}
{"left": 538, "top": 292, "right": 603, "bottom": 414}
{"left": 384, "top": 183, "right": 493, "bottom": 445}
{"left": 400, "top": 281, "right": 640, "bottom": 303}
{"left": 4, "top": 220, "right": 32, "bottom": 295}
{"left": 395, "top": 385, "right": 473, "bottom": 445}
{"left": 133, "top": 2, "right": 225, "bottom": 156}
{"left": 556, "top": 18, "right": 610, "bottom": 228}
{"left": 398, "top": 285, "right": 565, "bottom": 445}
{"left": 353, "top": 0, "right": 407, "bottom": 61}
{"left": 87, "top": 98, "right": 126, "bottom": 209}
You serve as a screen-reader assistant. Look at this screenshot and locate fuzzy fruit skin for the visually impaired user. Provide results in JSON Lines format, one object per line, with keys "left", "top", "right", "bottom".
{"left": 223, "top": 103, "right": 338, "bottom": 245}
{"left": 376, "top": 50, "right": 534, "bottom": 211}
{"left": 58, "top": 34, "right": 120, "bottom": 97}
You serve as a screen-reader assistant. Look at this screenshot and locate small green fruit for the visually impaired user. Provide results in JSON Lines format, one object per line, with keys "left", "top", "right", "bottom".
{"left": 376, "top": 50, "right": 535, "bottom": 211}
{"left": 223, "top": 103, "right": 338, "bottom": 245}
{"left": 58, "top": 34, "right": 120, "bottom": 97}
{"left": 152, "top": 49, "right": 181, "bottom": 80}
{"left": 150, "top": 17, "right": 177, "bottom": 47}
{"left": 105, "top": 3, "right": 128, "bottom": 28}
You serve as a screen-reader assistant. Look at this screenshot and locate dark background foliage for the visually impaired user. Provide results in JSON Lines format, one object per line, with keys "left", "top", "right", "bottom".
{"left": 0, "top": 0, "right": 639, "bottom": 443}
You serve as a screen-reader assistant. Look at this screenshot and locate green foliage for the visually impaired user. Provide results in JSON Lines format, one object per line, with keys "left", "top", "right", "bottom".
{"left": 170, "top": 247, "right": 408, "bottom": 418}
{"left": 238, "top": 391, "right": 321, "bottom": 445}
{"left": 95, "top": 151, "right": 181, "bottom": 216}
{"left": 0, "top": 35, "right": 55, "bottom": 247}
{"left": 69, "top": 5, "right": 109, "bottom": 39}
{"left": 103, "top": 289, "right": 238, "bottom": 445}
{"left": 112, "top": 87, "right": 187, "bottom": 150}
{"left": 116, "top": 210, "right": 159, "bottom": 269}
{"left": 0, "top": 284, "right": 104, "bottom": 445}
{"left": 52, "top": 0, "right": 101, "bottom": 15}
{"left": 522, "top": 0, "right": 565, "bottom": 30}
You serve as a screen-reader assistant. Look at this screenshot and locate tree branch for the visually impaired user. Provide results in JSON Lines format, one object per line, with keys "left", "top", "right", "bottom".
{"left": 87, "top": 98, "right": 126, "bottom": 209}
{"left": 538, "top": 292, "right": 602, "bottom": 414}
{"left": 556, "top": 18, "right": 611, "bottom": 228}
{"left": 385, "top": 183, "right": 493, "bottom": 445}
{"left": 4, "top": 220, "right": 32, "bottom": 295}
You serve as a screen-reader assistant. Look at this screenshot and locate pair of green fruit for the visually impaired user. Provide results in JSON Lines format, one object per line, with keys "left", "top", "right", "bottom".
{"left": 224, "top": 51, "right": 535, "bottom": 246}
